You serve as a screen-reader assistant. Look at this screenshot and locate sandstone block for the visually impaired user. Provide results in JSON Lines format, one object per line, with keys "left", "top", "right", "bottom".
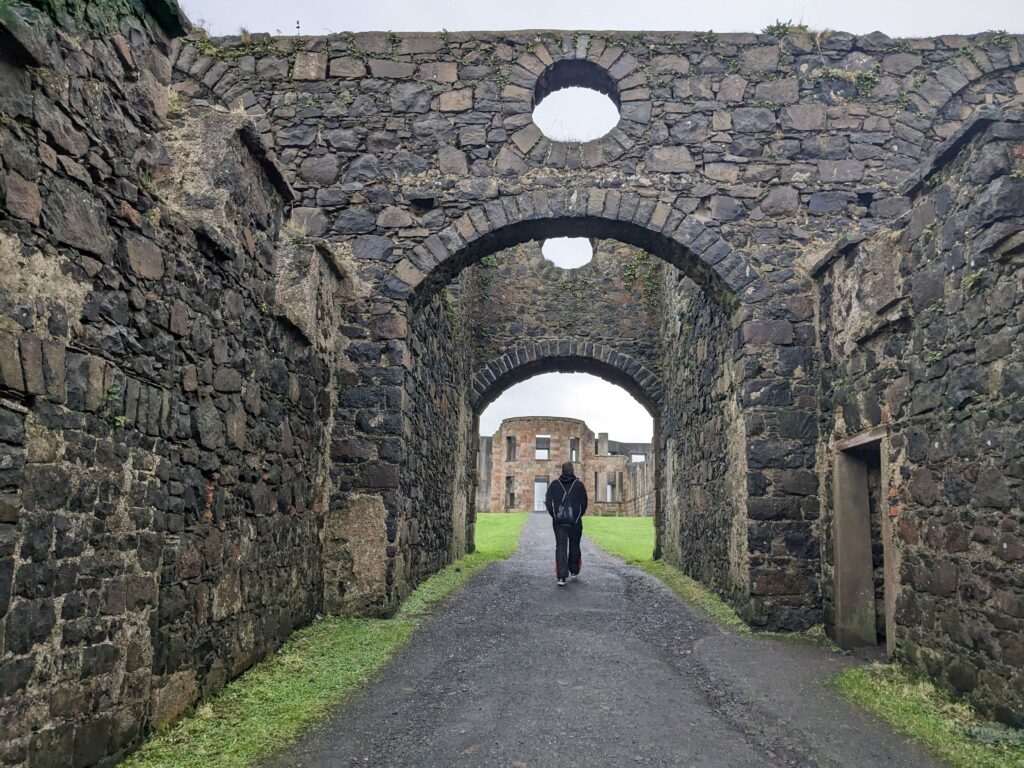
{"left": 419, "top": 62, "right": 458, "bottom": 82}
{"left": 329, "top": 56, "right": 366, "bottom": 77}
{"left": 439, "top": 89, "right": 472, "bottom": 112}
{"left": 4, "top": 172, "right": 41, "bottom": 223}
{"left": 293, "top": 52, "right": 327, "bottom": 80}
{"left": 125, "top": 234, "right": 164, "bottom": 280}
{"left": 646, "top": 146, "right": 695, "bottom": 173}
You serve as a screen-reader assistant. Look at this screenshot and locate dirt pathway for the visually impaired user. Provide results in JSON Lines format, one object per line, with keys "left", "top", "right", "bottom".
{"left": 262, "top": 514, "right": 941, "bottom": 767}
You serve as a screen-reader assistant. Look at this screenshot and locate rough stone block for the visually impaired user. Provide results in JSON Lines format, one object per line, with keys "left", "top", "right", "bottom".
{"left": 293, "top": 52, "right": 327, "bottom": 80}
{"left": 439, "top": 89, "right": 472, "bottom": 112}
{"left": 329, "top": 56, "right": 366, "bottom": 78}
{"left": 646, "top": 146, "right": 695, "bottom": 172}
{"left": 781, "top": 104, "right": 826, "bottom": 131}
{"left": 124, "top": 234, "right": 164, "bottom": 280}
{"left": 419, "top": 62, "right": 458, "bottom": 82}
{"left": 3, "top": 172, "right": 42, "bottom": 224}
{"left": 438, "top": 145, "right": 468, "bottom": 175}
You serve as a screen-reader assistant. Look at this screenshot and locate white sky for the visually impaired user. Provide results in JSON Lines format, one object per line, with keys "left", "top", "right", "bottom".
{"left": 479, "top": 373, "right": 654, "bottom": 442}
{"left": 180, "top": 1, "right": 1021, "bottom": 444}
{"left": 183, "top": 0, "right": 1022, "bottom": 37}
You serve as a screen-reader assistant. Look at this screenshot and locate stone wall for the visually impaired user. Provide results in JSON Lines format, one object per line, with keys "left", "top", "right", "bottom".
{"left": 657, "top": 274, "right": 756, "bottom": 613}
{"left": 165, "top": 25, "right": 1024, "bottom": 642}
{"left": 0, "top": 2, "right": 344, "bottom": 765}
{"left": 815, "top": 108, "right": 1024, "bottom": 725}
{"left": 0, "top": 6, "right": 1022, "bottom": 761}
{"left": 467, "top": 239, "right": 663, "bottom": 376}
{"left": 401, "top": 285, "right": 477, "bottom": 598}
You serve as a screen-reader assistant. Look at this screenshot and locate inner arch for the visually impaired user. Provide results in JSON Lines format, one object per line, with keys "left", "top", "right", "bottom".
{"left": 472, "top": 340, "right": 662, "bottom": 416}
{"left": 411, "top": 214, "right": 738, "bottom": 313}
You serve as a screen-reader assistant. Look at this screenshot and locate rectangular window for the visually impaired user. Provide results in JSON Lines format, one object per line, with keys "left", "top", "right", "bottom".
{"left": 631, "top": 453, "right": 646, "bottom": 463}
{"left": 535, "top": 435, "right": 550, "bottom": 460}
{"left": 506, "top": 435, "right": 517, "bottom": 461}
{"left": 533, "top": 475, "right": 548, "bottom": 512}
{"left": 505, "top": 475, "right": 515, "bottom": 509}
{"left": 618, "top": 472, "right": 624, "bottom": 502}
{"left": 594, "top": 439, "right": 600, "bottom": 455}
{"left": 569, "top": 437, "right": 579, "bottom": 462}
{"left": 606, "top": 482, "right": 614, "bottom": 502}
{"left": 594, "top": 472, "right": 599, "bottom": 498}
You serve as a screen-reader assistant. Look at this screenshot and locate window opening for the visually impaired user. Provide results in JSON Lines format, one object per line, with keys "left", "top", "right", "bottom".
{"left": 535, "top": 435, "right": 550, "bottom": 460}
{"left": 532, "top": 60, "right": 621, "bottom": 142}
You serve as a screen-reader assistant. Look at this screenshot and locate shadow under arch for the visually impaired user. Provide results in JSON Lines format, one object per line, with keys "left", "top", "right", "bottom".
{"left": 400, "top": 190, "right": 759, "bottom": 314}
{"left": 471, "top": 340, "right": 662, "bottom": 416}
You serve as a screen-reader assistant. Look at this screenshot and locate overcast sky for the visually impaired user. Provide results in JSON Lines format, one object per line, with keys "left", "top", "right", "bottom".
{"left": 183, "top": 0, "right": 1022, "bottom": 37}
{"left": 181, "top": 1, "right": 1021, "bottom": 443}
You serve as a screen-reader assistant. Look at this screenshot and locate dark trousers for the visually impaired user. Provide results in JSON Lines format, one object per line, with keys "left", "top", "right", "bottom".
{"left": 553, "top": 520, "right": 583, "bottom": 580}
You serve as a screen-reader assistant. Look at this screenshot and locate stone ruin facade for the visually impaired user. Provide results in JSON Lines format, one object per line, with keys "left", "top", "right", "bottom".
{"left": 0, "top": 0, "right": 1022, "bottom": 763}
{"left": 477, "top": 416, "right": 654, "bottom": 516}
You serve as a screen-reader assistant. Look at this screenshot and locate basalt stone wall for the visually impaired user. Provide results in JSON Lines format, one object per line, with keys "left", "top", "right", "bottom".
{"left": 465, "top": 239, "right": 663, "bottom": 376}
{"left": 0, "top": 11, "right": 1021, "bottom": 760}
{"left": 0, "top": 3, "right": 341, "bottom": 766}
{"left": 816, "top": 108, "right": 1024, "bottom": 725}
{"left": 658, "top": 274, "right": 753, "bottom": 613}
{"left": 169, "top": 25, "right": 1024, "bottom": 632}
{"left": 400, "top": 283, "right": 477, "bottom": 600}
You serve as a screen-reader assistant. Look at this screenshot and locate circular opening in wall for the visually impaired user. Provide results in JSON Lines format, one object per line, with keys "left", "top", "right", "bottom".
{"left": 542, "top": 238, "right": 594, "bottom": 269}
{"left": 532, "top": 60, "right": 621, "bottom": 143}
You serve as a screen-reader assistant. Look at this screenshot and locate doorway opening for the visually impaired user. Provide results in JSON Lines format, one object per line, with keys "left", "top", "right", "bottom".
{"left": 533, "top": 475, "right": 549, "bottom": 513}
{"left": 831, "top": 430, "right": 891, "bottom": 650}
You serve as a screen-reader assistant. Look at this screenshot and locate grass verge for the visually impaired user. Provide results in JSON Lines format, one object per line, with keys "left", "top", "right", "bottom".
{"left": 833, "top": 663, "right": 1024, "bottom": 768}
{"left": 123, "top": 512, "right": 528, "bottom": 768}
{"left": 583, "top": 516, "right": 750, "bottom": 632}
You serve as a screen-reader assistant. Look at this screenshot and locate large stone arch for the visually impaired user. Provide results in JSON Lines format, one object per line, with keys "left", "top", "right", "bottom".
{"left": 393, "top": 187, "right": 761, "bottom": 313}
{"left": 471, "top": 339, "right": 663, "bottom": 414}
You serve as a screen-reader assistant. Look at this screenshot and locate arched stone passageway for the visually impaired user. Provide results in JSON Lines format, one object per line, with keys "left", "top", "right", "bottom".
{"left": 1, "top": 9, "right": 1021, "bottom": 763}
{"left": 392, "top": 205, "right": 817, "bottom": 634}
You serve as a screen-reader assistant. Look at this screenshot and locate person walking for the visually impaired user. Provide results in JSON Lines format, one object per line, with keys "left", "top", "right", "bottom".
{"left": 545, "top": 461, "right": 588, "bottom": 586}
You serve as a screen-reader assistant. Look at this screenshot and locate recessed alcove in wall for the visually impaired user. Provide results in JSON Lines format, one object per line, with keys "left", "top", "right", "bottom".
{"left": 532, "top": 59, "right": 621, "bottom": 142}
{"left": 542, "top": 237, "right": 594, "bottom": 269}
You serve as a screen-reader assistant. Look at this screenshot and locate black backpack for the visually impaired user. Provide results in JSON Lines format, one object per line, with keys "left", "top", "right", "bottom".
{"left": 553, "top": 479, "right": 579, "bottom": 525}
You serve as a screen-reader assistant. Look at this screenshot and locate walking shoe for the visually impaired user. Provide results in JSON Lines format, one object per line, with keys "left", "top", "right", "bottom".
{"left": 570, "top": 573, "right": 579, "bottom": 581}
{"left": 557, "top": 579, "right": 566, "bottom": 586}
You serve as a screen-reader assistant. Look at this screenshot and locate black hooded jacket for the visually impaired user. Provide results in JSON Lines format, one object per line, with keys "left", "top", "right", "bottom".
{"left": 544, "top": 474, "right": 589, "bottom": 522}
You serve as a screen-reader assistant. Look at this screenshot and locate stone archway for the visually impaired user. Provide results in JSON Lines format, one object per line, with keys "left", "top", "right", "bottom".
{"left": 471, "top": 339, "right": 662, "bottom": 414}
{"left": 390, "top": 188, "right": 763, "bottom": 312}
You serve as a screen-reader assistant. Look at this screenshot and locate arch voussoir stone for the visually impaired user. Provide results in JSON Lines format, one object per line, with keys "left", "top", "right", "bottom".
{"left": 407, "top": 188, "right": 757, "bottom": 313}
{"left": 471, "top": 339, "right": 663, "bottom": 415}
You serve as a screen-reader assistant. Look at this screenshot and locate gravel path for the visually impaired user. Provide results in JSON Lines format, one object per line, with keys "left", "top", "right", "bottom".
{"left": 262, "top": 514, "right": 941, "bottom": 767}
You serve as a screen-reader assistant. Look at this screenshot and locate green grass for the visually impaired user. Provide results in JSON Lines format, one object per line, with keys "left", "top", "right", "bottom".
{"left": 582, "top": 516, "right": 657, "bottom": 563}
{"left": 399, "top": 512, "right": 527, "bottom": 617}
{"left": 834, "top": 664, "right": 1024, "bottom": 768}
{"left": 123, "top": 512, "right": 527, "bottom": 768}
{"left": 583, "top": 516, "right": 750, "bottom": 631}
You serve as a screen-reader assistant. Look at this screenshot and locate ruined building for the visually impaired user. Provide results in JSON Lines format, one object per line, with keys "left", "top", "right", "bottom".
{"left": 477, "top": 416, "right": 654, "bottom": 515}
{"left": 0, "top": 0, "right": 1022, "bottom": 764}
